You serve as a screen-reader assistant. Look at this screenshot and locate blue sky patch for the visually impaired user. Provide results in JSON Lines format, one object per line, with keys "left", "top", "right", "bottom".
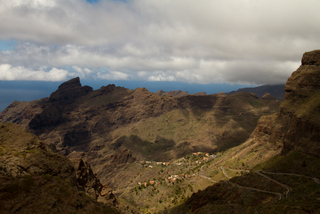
{"left": 0, "top": 40, "right": 16, "bottom": 51}
{"left": 86, "top": 0, "right": 99, "bottom": 3}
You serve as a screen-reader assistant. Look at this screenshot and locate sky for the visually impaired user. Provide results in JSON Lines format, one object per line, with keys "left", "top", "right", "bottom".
{"left": 1, "top": 0, "right": 320, "bottom": 111}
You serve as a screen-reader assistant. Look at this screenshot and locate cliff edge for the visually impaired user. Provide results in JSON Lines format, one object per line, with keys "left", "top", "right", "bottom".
{"left": 250, "top": 50, "right": 320, "bottom": 156}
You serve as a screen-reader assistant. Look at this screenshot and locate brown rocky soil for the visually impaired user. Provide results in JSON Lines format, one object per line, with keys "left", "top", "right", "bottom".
{"left": 0, "top": 123, "right": 120, "bottom": 214}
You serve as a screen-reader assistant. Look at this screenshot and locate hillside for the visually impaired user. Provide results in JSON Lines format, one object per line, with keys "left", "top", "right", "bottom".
{"left": 0, "top": 123, "right": 120, "bottom": 214}
{"left": 167, "top": 50, "right": 320, "bottom": 213}
{"left": 0, "top": 78, "right": 281, "bottom": 191}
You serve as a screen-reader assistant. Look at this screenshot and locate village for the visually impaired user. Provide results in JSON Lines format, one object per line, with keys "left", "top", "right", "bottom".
{"left": 137, "top": 152, "right": 219, "bottom": 187}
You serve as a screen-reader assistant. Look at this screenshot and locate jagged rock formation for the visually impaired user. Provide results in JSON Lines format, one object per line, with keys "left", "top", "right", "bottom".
{"left": 71, "top": 158, "right": 117, "bottom": 205}
{"left": 0, "top": 123, "right": 119, "bottom": 213}
{"left": 250, "top": 50, "right": 320, "bottom": 156}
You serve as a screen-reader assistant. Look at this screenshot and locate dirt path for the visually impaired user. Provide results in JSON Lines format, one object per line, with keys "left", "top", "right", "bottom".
{"left": 255, "top": 170, "right": 292, "bottom": 198}
{"left": 221, "top": 167, "right": 231, "bottom": 179}
{"left": 228, "top": 181, "right": 284, "bottom": 200}
{"left": 221, "top": 167, "right": 320, "bottom": 200}
{"left": 221, "top": 167, "right": 289, "bottom": 200}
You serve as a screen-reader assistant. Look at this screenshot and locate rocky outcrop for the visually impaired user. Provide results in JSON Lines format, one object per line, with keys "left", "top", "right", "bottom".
{"left": 280, "top": 50, "right": 320, "bottom": 155}
{"left": 71, "top": 158, "right": 118, "bottom": 206}
{"left": 250, "top": 50, "right": 320, "bottom": 156}
{"left": 0, "top": 123, "right": 120, "bottom": 213}
{"left": 28, "top": 77, "right": 93, "bottom": 131}
{"left": 48, "top": 77, "right": 93, "bottom": 104}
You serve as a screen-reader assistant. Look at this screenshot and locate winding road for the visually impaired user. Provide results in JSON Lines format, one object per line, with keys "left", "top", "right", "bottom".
{"left": 221, "top": 167, "right": 231, "bottom": 179}
{"left": 228, "top": 181, "right": 284, "bottom": 200}
{"left": 220, "top": 167, "right": 320, "bottom": 200}
{"left": 255, "top": 170, "right": 292, "bottom": 198}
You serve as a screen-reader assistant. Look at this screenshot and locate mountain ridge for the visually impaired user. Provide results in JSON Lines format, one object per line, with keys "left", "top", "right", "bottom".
{"left": 227, "top": 84, "right": 285, "bottom": 100}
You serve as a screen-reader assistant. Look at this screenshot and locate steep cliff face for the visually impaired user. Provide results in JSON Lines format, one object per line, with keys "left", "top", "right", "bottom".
{"left": 250, "top": 50, "right": 320, "bottom": 156}
{"left": 281, "top": 50, "right": 320, "bottom": 155}
{"left": 70, "top": 158, "right": 118, "bottom": 206}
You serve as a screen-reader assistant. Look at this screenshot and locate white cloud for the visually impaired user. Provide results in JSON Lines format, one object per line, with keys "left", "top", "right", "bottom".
{"left": 97, "top": 70, "right": 131, "bottom": 81}
{"left": 147, "top": 72, "right": 177, "bottom": 81}
{"left": 0, "top": 0, "right": 320, "bottom": 84}
{"left": 0, "top": 64, "right": 69, "bottom": 81}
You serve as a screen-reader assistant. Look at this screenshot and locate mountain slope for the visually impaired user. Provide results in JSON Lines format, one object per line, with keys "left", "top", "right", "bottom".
{"left": 168, "top": 50, "right": 320, "bottom": 213}
{"left": 0, "top": 123, "right": 120, "bottom": 214}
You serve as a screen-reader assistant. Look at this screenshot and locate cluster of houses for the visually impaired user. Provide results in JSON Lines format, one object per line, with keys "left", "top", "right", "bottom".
{"left": 137, "top": 152, "right": 220, "bottom": 186}
{"left": 141, "top": 152, "right": 219, "bottom": 169}
{"left": 192, "top": 152, "right": 217, "bottom": 158}
{"left": 192, "top": 152, "right": 218, "bottom": 163}
{"left": 142, "top": 161, "right": 170, "bottom": 167}
{"left": 192, "top": 152, "right": 209, "bottom": 156}
{"left": 167, "top": 174, "right": 192, "bottom": 182}
{"left": 137, "top": 180, "right": 156, "bottom": 187}
{"left": 142, "top": 152, "right": 218, "bottom": 165}
{"left": 137, "top": 173, "right": 195, "bottom": 187}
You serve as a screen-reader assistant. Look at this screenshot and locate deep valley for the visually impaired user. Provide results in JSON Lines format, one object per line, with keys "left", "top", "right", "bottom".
{"left": 1, "top": 50, "right": 320, "bottom": 213}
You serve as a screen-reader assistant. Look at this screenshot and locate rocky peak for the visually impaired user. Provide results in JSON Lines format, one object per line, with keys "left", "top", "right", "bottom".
{"left": 261, "top": 92, "right": 276, "bottom": 100}
{"left": 250, "top": 50, "right": 320, "bottom": 156}
{"left": 58, "top": 77, "right": 82, "bottom": 90}
{"left": 99, "top": 84, "right": 116, "bottom": 94}
{"left": 49, "top": 77, "right": 93, "bottom": 104}
{"left": 301, "top": 49, "right": 320, "bottom": 65}
{"left": 28, "top": 78, "right": 93, "bottom": 130}
{"left": 154, "top": 89, "right": 165, "bottom": 95}
{"left": 285, "top": 50, "right": 320, "bottom": 101}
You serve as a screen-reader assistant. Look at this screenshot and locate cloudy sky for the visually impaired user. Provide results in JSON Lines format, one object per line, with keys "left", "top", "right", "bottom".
{"left": 0, "top": 0, "right": 320, "bottom": 110}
